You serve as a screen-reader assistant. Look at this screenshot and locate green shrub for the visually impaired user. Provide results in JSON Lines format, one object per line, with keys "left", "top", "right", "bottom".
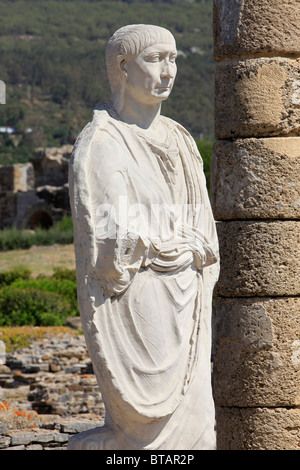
{"left": 54, "top": 216, "right": 73, "bottom": 233}
{"left": 0, "top": 217, "right": 74, "bottom": 252}
{"left": 51, "top": 266, "right": 77, "bottom": 282}
{"left": 11, "top": 277, "right": 78, "bottom": 313}
{"left": 31, "top": 225, "right": 73, "bottom": 247}
{"left": 0, "top": 228, "right": 34, "bottom": 251}
{"left": 0, "top": 286, "right": 72, "bottom": 326}
{"left": 0, "top": 266, "right": 31, "bottom": 286}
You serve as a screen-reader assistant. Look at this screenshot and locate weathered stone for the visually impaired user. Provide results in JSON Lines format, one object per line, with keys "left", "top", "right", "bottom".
{"left": 215, "top": 407, "right": 300, "bottom": 450}
{"left": 213, "top": 0, "right": 300, "bottom": 60}
{"left": 1, "top": 332, "right": 103, "bottom": 420}
{"left": 211, "top": 137, "right": 300, "bottom": 220}
{"left": 26, "top": 444, "right": 43, "bottom": 450}
{"left": 22, "top": 364, "right": 50, "bottom": 373}
{"left": 59, "top": 421, "right": 102, "bottom": 434}
{"left": 36, "top": 184, "right": 70, "bottom": 212}
{"left": 0, "top": 191, "right": 16, "bottom": 229}
{"left": 32, "top": 145, "right": 72, "bottom": 187}
{"left": 13, "top": 371, "right": 37, "bottom": 385}
{"left": 212, "top": 297, "right": 300, "bottom": 407}
{"left": 0, "top": 422, "right": 8, "bottom": 434}
{"left": 215, "top": 220, "right": 300, "bottom": 297}
{"left": 0, "top": 411, "right": 39, "bottom": 430}
{"left": 2, "top": 386, "right": 30, "bottom": 399}
{"left": 14, "top": 190, "right": 54, "bottom": 230}
{"left": 32, "top": 431, "right": 68, "bottom": 444}
{"left": 27, "top": 386, "right": 49, "bottom": 403}
{"left": 0, "top": 330, "right": 108, "bottom": 449}
{"left": 6, "top": 429, "right": 69, "bottom": 447}
{"left": 0, "top": 162, "right": 34, "bottom": 193}
{"left": 0, "top": 435, "right": 11, "bottom": 449}
{"left": 215, "top": 57, "right": 300, "bottom": 139}
{"left": 49, "top": 363, "right": 61, "bottom": 373}
{"left": 65, "top": 316, "right": 82, "bottom": 330}
{"left": 0, "top": 145, "right": 72, "bottom": 230}
{"left": 9, "top": 431, "right": 34, "bottom": 446}
{"left": 4, "top": 445, "right": 26, "bottom": 450}
{"left": 43, "top": 446, "right": 67, "bottom": 450}
{"left": 213, "top": 0, "right": 300, "bottom": 452}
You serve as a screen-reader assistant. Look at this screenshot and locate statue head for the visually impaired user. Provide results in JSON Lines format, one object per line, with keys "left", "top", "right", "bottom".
{"left": 106, "top": 24, "right": 177, "bottom": 113}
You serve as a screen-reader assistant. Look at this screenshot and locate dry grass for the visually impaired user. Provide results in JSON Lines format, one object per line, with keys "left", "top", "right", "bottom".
{"left": 0, "top": 244, "right": 75, "bottom": 277}
{"left": 0, "top": 326, "right": 79, "bottom": 353}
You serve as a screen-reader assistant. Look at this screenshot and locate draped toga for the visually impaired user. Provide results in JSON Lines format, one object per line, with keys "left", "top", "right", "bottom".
{"left": 68, "top": 101, "right": 219, "bottom": 450}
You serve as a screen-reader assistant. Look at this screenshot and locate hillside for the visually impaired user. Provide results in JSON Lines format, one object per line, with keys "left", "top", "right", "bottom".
{"left": 0, "top": 0, "right": 215, "bottom": 165}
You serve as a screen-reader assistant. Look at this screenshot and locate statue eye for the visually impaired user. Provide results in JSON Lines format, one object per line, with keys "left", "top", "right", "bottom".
{"left": 144, "top": 54, "right": 160, "bottom": 62}
{"left": 144, "top": 51, "right": 177, "bottom": 64}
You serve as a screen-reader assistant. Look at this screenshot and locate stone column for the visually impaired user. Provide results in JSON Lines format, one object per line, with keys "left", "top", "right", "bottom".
{"left": 211, "top": 0, "right": 300, "bottom": 450}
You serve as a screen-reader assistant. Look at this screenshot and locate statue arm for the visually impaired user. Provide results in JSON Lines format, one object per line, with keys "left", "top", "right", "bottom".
{"left": 89, "top": 158, "right": 159, "bottom": 297}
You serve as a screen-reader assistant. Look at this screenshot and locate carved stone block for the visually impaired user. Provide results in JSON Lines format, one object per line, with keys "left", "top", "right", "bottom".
{"left": 215, "top": 58, "right": 300, "bottom": 139}
{"left": 215, "top": 220, "right": 300, "bottom": 297}
{"left": 211, "top": 137, "right": 300, "bottom": 220}
{"left": 212, "top": 297, "right": 300, "bottom": 407}
{"left": 213, "top": 0, "right": 300, "bottom": 60}
{"left": 215, "top": 406, "right": 300, "bottom": 450}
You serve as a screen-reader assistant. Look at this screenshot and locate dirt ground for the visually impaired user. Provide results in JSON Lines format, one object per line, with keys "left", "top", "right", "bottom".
{"left": 0, "top": 244, "right": 75, "bottom": 277}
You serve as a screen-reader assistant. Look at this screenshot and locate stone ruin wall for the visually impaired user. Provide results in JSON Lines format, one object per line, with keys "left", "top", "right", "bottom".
{"left": 0, "top": 145, "right": 72, "bottom": 230}
{"left": 211, "top": 0, "right": 300, "bottom": 450}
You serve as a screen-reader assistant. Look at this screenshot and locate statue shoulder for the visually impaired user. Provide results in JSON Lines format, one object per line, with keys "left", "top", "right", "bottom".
{"left": 161, "top": 115, "right": 199, "bottom": 150}
{"left": 70, "top": 104, "right": 126, "bottom": 174}
{"left": 161, "top": 115, "right": 194, "bottom": 140}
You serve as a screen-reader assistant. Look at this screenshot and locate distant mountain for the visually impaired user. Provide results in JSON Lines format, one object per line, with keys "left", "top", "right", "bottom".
{"left": 0, "top": 0, "right": 214, "bottom": 164}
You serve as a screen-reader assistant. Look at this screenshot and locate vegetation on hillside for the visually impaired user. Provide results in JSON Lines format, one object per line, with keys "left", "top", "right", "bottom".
{"left": 0, "top": 0, "right": 214, "bottom": 165}
{"left": 0, "top": 266, "right": 78, "bottom": 327}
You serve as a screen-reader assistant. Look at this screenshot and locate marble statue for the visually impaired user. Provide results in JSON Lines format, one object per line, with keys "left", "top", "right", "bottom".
{"left": 68, "top": 24, "right": 219, "bottom": 451}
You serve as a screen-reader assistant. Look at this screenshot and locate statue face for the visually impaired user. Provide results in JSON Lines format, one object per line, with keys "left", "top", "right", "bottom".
{"left": 123, "top": 43, "right": 177, "bottom": 106}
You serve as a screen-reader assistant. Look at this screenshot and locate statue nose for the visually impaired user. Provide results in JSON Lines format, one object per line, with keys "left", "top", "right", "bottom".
{"left": 161, "top": 62, "right": 175, "bottom": 79}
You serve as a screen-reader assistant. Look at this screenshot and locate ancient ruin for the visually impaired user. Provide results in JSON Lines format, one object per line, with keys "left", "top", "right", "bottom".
{"left": 0, "top": 145, "right": 72, "bottom": 230}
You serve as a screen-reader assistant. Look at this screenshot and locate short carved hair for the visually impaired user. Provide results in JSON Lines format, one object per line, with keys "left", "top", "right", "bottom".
{"left": 106, "top": 24, "right": 176, "bottom": 93}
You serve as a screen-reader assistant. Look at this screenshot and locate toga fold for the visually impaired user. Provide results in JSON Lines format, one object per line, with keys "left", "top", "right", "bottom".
{"left": 69, "top": 101, "right": 219, "bottom": 450}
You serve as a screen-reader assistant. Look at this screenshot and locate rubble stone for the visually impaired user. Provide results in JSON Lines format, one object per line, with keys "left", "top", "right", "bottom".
{"left": 0, "top": 331, "right": 105, "bottom": 450}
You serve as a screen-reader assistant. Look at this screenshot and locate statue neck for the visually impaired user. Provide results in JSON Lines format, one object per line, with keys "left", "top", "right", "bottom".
{"left": 113, "top": 93, "right": 162, "bottom": 132}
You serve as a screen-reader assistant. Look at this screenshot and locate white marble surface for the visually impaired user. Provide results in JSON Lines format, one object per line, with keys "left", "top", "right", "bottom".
{"left": 68, "top": 24, "right": 219, "bottom": 450}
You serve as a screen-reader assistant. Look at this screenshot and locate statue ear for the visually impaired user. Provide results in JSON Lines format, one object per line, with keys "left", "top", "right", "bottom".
{"left": 117, "top": 56, "right": 128, "bottom": 77}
